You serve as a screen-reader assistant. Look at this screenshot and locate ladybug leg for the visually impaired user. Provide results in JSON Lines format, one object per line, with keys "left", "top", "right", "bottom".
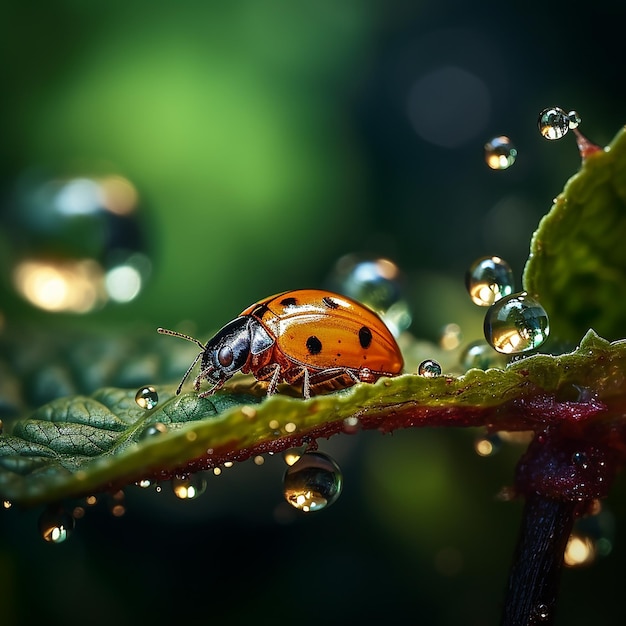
{"left": 264, "top": 363, "right": 282, "bottom": 396}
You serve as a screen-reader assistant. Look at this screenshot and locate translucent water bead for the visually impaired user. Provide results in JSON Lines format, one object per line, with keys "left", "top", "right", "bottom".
{"left": 538, "top": 107, "right": 571, "bottom": 140}
{"left": 484, "top": 292, "right": 550, "bottom": 354}
{"left": 465, "top": 256, "right": 515, "bottom": 307}
{"left": 484, "top": 136, "right": 517, "bottom": 170}
{"left": 283, "top": 451, "right": 343, "bottom": 513}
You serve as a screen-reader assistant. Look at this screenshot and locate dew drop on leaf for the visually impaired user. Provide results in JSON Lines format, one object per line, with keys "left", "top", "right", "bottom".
{"left": 484, "top": 292, "right": 550, "bottom": 354}
{"left": 283, "top": 451, "right": 343, "bottom": 512}
{"left": 465, "top": 256, "right": 515, "bottom": 307}
{"left": 39, "top": 506, "right": 75, "bottom": 544}
{"left": 138, "top": 421, "right": 168, "bottom": 439}
{"left": 538, "top": 106, "right": 570, "bottom": 140}
{"left": 135, "top": 386, "right": 159, "bottom": 410}
{"left": 172, "top": 474, "right": 207, "bottom": 500}
{"left": 418, "top": 359, "right": 442, "bottom": 377}
{"left": 484, "top": 136, "right": 517, "bottom": 170}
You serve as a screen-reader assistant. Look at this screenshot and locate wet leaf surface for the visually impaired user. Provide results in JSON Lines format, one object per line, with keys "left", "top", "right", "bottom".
{"left": 524, "top": 126, "right": 626, "bottom": 343}
{"left": 2, "top": 331, "right": 626, "bottom": 507}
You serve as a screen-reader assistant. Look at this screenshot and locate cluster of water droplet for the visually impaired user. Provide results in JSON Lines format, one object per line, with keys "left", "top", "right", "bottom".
{"left": 538, "top": 107, "right": 581, "bottom": 140}
{"left": 464, "top": 255, "right": 550, "bottom": 355}
{"left": 1, "top": 169, "right": 151, "bottom": 314}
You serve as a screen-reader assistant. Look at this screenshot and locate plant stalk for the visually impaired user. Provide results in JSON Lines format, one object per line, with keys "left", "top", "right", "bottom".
{"left": 500, "top": 493, "right": 577, "bottom": 626}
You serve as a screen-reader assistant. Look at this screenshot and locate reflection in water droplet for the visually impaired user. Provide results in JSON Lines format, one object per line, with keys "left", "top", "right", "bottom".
{"left": 484, "top": 292, "right": 550, "bottom": 354}
{"left": 3, "top": 500, "right": 12, "bottom": 509}
{"left": 39, "top": 507, "right": 75, "bottom": 544}
{"left": 327, "top": 255, "right": 411, "bottom": 336}
{"left": 253, "top": 455, "right": 265, "bottom": 466}
{"left": 474, "top": 433, "right": 502, "bottom": 457}
{"left": 567, "top": 110, "right": 581, "bottom": 129}
{"left": 172, "top": 474, "right": 207, "bottom": 500}
{"left": 533, "top": 603, "right": 550, "bottom": 621}
{"left": 466, "top": 256, "right": 515, "bottom": 307}
{"left": 538, "top": 107, "right": 570, "bottom": 140}
{"left": 571, "top": 451, "right": 589, "bottom": 468}
{"left": 418, "top": 359, "right": 442, "bottom": 377}
{"left": 564, "top": 534, "right": 596, "bottom": 567}
{"left": 460, "top": 340, "right": 507, "bottom": 370}
{"left": 135, "top": 386, "right": 159, "bottom": 410}
{"left": 137, "top": 479, "right": 152, "bottom": 488}
{"left": 139, "top": 421, "right": 168, "bottom": 439}
{"left": 283, "top": 451, "right": 343, "bottom": 512}
{"left": 484, "top": 136, "right": 517, "bottom": 170}
{"left": 282, "top": 448, "right": 305, "bottom": 466}
{"left": 3, "top": 169, "right": 150, "bottom": 313}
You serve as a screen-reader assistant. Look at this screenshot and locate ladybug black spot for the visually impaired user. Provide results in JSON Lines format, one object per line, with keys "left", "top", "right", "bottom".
{"left": 280, "top": 297, "right": 297, "bottom": 307}
{"left": 358, "top": 326, "right": 373, "bottom": 349}
{"left": 322, "top": 296, "right": 340, "bottom": 309}
{"left": 306, "top": 336, "right": 323, "bottom": 355}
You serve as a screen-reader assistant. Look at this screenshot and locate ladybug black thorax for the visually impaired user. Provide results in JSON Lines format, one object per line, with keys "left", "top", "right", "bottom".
{"left": 200, "top": 316, "right": 274, "bottom": 383}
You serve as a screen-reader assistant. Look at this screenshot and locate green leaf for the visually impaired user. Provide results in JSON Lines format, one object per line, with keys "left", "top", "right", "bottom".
{"left": 2, "top": 330, "right": 626, "bottom": 507}
{"left": 524, "top": 126, "right": 626, "bottom": 343}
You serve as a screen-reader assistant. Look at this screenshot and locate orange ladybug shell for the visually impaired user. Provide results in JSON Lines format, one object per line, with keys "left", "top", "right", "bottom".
{"left": 240, "top": 289, "right": 404, "bottom": 376}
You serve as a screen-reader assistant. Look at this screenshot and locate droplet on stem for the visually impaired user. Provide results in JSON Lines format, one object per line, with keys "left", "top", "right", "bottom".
{"left": 538, "top": 107, "right": 570, "bottom": 140}
{"left": 39, "top": 506, "right": 75, "bottom": 544}
{"left": 172, "top": 474, "right": 207, "bottom": 500}
{"left": 283, "top": 451, "right": 343, "bottom": 512}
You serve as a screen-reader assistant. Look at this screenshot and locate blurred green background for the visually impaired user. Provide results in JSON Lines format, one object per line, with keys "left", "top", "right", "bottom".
{"left": 1, "top": 1, "right": 626, "bottom": 624}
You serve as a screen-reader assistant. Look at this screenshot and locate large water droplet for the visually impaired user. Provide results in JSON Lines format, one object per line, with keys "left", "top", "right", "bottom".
{"left": 418, "top": 359, "right": 442, "bottom": 377}
{"left": 39, "top": 506, "right": 75, "bottom": 544}
{"left": 484, "top": 136, "right": 517, "bottom": 170}
{"left": 283, "top": 451, "right": 343, "bottom": 512}
{"left": 484, "top": 292, "right": 550, "bottom": 354}
{"left": 2, "top": 169, "right": 151, "bottom": 314}
{"left": 326, "top": 255, "right": 412, "bottom": 335}
{"left": 538, "top": 107, "right": 570, "bottom": 140}
{"left": 465, "top": 256, "right": 515, "bottom": 307}
{"left": 135, "top": 386, "right": 159, "bottom": 410}
{"left": 172, "top": 474, "right": 207, "bottom": 500}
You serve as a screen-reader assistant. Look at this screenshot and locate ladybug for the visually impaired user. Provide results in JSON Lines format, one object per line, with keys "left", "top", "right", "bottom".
{"left": 157, "top": 289, "right": 404, "bottom": 399}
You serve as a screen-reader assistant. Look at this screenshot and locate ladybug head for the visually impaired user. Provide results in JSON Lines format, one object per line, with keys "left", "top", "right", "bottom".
{"left": 158, "top": 316, "right": 273, "bottom": 395}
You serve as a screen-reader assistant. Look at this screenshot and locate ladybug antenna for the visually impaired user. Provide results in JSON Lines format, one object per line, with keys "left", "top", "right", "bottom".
{"left": 157, "top": 327, "right": 206, "bottom": 395}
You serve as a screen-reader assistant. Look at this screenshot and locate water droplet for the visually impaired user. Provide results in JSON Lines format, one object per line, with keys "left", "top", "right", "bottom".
{"left": 532, "top": 603, "right": 550, "bottom": 621}
{"left": 418, "top": 359, "right": 442, "bottom": 377}
{"left": 568, "top": 110, "right": 581, "bottom": 129}
{"left": 484, "top": 292, "right": 550, "bottom": 354}
{"left": 85, "top": 495, "right": 98, "bottom": 506}
{"left": 172, "top": 474, "right": 207, "bottom": 500}
{"left": 72, "top": 506, "right": 86, "bottom": 519}
{"left": 538, "top": 107, "right": 570, "bottom": 140}
{"left": 135, "top": 386, "right": 159, "bottom": 410}
{"left": 465, "top": 256, "right": 515, "bottom": 307}
{"left": 111, "top": 504, "right": 126, "bottom": 517}
{"left": 137, "top": 479, "right": 152, "bottom": 488}
{"left": 342, "top": 416, "right": 361, "bottom": 434}
{"left": 571, "top": 451, "right": 589, "bottom": 469}
{"left": 39, "top": 506, "right": 75, "bottom": 544}
{"left": 484, "top": 136, "right": 517, "bottom": 170}
{"left": 460, "top": 340, "right": 506, "bottom": 370}
{"left": 138, "top": 421, "right": 168, "bottom": 440}
{"left": 282, "top": 447, "right": 305, "bottom": 466}
{"left": 2, "top": 168, "right": 150, "bottom": 314}
{"left": 474, "top": 433, "right": 502, "bottom": 457}
{"left": 3, "top": 500, "right": 12, "bottom": 509}
{"left": 253, "top": 455, "right": 265, "bottom": 466}
{"left": 326, "top": 255, "right": 411, "bottom": 335}
{"left": 283, "top": 451, "right": 343, "bottom": 512}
